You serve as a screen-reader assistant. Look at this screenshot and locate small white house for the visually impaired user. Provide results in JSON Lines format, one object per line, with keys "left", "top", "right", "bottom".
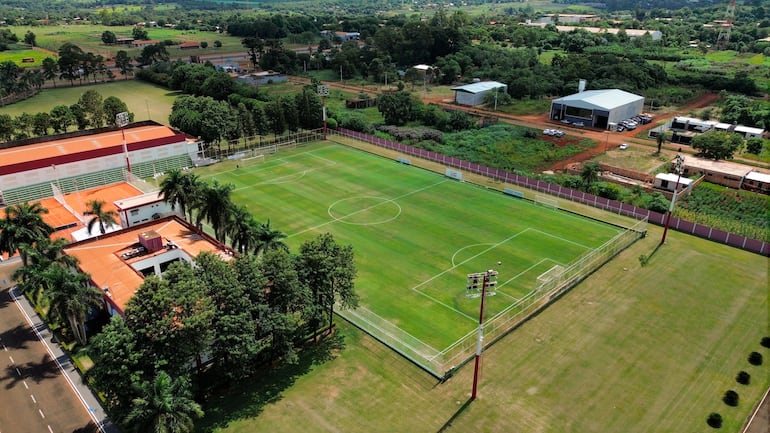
{"left": 654, "top": 173, "right": 694, "bottom": 193}
{"left": 114, "top": 192, "right": 178, "bottom": 229}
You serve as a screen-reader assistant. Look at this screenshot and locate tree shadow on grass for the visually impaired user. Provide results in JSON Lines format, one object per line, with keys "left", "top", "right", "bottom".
{"left": 195, "top": 332, "right": 346, "bottom": 433}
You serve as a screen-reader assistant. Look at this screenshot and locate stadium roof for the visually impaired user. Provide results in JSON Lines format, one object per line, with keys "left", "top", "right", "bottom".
{"left": 552, "top": 89, "right": 643, "bottom": 111}
{"left": 451, "top": 81, "right": 507, "bottom": 94}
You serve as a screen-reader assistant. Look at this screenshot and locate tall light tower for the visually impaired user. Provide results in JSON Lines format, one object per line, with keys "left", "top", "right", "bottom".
{"left": 116, "top": 112, "right": 131, "bottom": 174}
{"left": 317, "top": 84, "right": 329, "bottom": 140}
{"left": 466, "top": 269, "right": 498, "bottom": 400}
{"left": 661, "top": 154, "right": 685, "bottom": 245}
{"left": 716, "top": 0, "right": 736, "bottom": 50}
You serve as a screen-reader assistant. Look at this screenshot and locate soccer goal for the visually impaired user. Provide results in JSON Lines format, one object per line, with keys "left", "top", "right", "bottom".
{"left": 239, "top": 153, "right": 265, "bottom": 167}
{"left": 537, "top": 264, "right": 564, "bottom": 284}
{"left": 535, "top": 194, "right": 559, "bottom": 210}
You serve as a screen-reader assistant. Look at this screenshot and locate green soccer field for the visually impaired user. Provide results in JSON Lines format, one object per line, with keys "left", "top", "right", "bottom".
{"left": 195, "top": 143, "right": 624, "bottom": 362}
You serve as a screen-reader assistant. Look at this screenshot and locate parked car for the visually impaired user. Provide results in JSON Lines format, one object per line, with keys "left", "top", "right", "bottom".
{"left": 616, "top": 125, "right": 626, "bottom": 132}
{"left": 553, "top": 130, "right": 565, "bottom": 137}
{"left": 619, "top": 143, "right": 629, "bottom": 150}
{"left": 543, "top": 129, "right": 554, "bottom": 135}
{"left": 572, "top": 121, "right": 585, "bottom": 127}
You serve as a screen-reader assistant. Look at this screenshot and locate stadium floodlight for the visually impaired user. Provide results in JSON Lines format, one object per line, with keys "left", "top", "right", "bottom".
{"left": 317, "top": 85, "right": 329, "bottom": 140}
{"left": 468, "top": 269, "right": 498, "bottom": 400}
{"left": 660, "top": 154, "right": 685, "bottom": 245}
{"left": 116, "top": 112, "right": 132, "bottom": 174}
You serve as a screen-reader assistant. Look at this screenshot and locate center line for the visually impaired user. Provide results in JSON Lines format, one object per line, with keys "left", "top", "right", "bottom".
{"left": 8, "top": 356, "right": 13, "bottom": 364}
{"left": 38, "top": 409, "right": 45, "bottom": 419}
{"left": 30, "top": 394, "right": 36, "bottom": 404}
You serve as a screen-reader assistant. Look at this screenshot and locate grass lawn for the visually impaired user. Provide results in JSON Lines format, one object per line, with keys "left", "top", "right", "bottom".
{"left": 0, "top": 48, "right": 53, "bottom": 67}
{"left": 196, "top": 208, "right": 768, "bottom": 433}
{"left": 194, "top": 143, "right": 621, "bottom": 371}
{"left": 0, "top": 80, "right": 179, "bottom": 123}
{"left": 5, "top": 24, "right": 246, "bottom": 59}
{"left": 591, "top": 146, "right": 673, "bottom": 173}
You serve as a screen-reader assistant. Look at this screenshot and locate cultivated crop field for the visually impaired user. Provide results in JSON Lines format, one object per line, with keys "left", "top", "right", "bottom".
{"left": 195, "top": 142, "right": 625, "bottom": 371}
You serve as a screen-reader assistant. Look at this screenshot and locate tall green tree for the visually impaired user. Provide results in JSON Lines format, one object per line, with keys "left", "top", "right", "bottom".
{"left": 194, "top": 180, "right": 234, "bottom": 242}
{"left": 159, "top": 169, "right": 200, "bottom": 222}
{"left": 12, "top": 238, "right": 77, "bottom": 297}
{"left": 377, "top": 91, "right": 421, "bottom": 126}
{"left": 103, "top": 96, "right": 131, "bottom": 126}
{"left": 123, "top": 371, "right": 203, "bottom": 433}
{"left": 297, "top": 233, "right": 358, "bottom": 339}
{"left": 254, "top": 219, "right": 287, "bottom": 257}
{"left": 227, "top": 205, "right": 259, "bottom": 254}
{"left": 44, "top": 265, "right": 103, "bottom": 345}
{"left": 84, "top": 199, "right": 119, "bottom": 235}
{"left": 114, "top": 50, "right": 134, "bottom": 79}
{"left": 58, "top": 43, "right": 85, "bottom": 85}
{"left": 580, "top": 162, "right": 600, "bottom": 193}
{"left": 88, "top": 316, "right": 144, "bottom": 419}
{"left": 0, "top": 202, "right": 54, "bottom": 266}
{"left": 41, "top": 57, "right": 58, "bottom": 87}
{"left": 691, "top": 131, "right": 743, "bottom": 160}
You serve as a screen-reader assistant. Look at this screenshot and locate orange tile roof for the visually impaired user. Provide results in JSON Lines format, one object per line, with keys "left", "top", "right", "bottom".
{"left": 0, "top": 125, "right": 178, "bottom": 169}
{"left": 63, "top": 216, "right": 233, "bottom": 314}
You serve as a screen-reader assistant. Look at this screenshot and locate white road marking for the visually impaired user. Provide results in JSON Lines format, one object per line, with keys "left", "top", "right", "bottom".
{"left": 48, "top": 426, "right": 54, "bottom": 433}
{"left": 23, "top": 381, "right": 28, "bottom": 389}
{"left": 15, "top": 367, "right": 21, "bottom": 376}
{"left": 30, "top": 394, "right": 36, "bottom": 404}
{"left": 39, "top": 409, "right": 45, "bottom": 419}
{"left": 3, "top": 344, "right": 7, "bottom": 351}
{"left": 8, "top": 356, "right": 13, "bottom": 364}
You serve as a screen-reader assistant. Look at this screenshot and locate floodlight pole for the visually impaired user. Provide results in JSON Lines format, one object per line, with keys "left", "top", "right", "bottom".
{"left": 116, "top": 112, "right": 131, "bottom": 174}
{"left": 661, "top": 154, "right": 685, "bottom": 245}
{"left": 471, "top": 269, "right": 496, "bottom": 400}
{"left": 318, "top": 85, "right": 329, "bottom": 140}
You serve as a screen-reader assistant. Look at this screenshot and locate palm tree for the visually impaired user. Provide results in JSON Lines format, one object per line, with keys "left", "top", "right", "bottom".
{"left": 12, "top": 238, "right": 78, "bottom": 297}
{"left": 194, "top": 180, "right": 234, "bottom": 243}
{"left": 0, "top": 202, "right": 54, "bottom": 266}
{"left": 254, "top": 219, "right": 288, "bottom": 257}
{"left": 84, "top": 199, "right": 119, "bottom": 235}
{"left": 44, "top": 265, "right": 103, "bottom": 345}
{"left": 124, "top": 371, "right": 203, "bottom": 433}
{"left": 580, "top": 162, "right": 600, "bottom": 193}
{"left": 159, "top": 169, "right": 201, "bottom": 222}
{"left": 227, "top": 205, "right": 259, "bottom": 254}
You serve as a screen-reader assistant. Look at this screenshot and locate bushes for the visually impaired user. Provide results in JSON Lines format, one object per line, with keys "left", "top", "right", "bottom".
{"left": 735, "top": 371, "right": 750, "bottom": 385}
{"left": 748, "top": 351, "right": 763, "bottom": 366}
{"left": 761, "top": 336, "right": 770, "bottom": 348}
{"left": 722, "top": 390, "right": 739, "bottom": 406}
{"left": 706, "top": 412, "right": 723, "bottom": 428}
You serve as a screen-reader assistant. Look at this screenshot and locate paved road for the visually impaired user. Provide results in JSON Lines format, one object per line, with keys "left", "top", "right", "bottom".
{"left": 0, "top": 286, "right": 120, "bottom": 433}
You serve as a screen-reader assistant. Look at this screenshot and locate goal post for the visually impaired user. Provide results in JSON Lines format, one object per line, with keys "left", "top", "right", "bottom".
{"left": 535, "top": 194, "right": 559, "bottom": 210}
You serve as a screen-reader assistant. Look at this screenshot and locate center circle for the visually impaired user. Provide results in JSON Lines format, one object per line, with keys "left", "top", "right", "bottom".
{"left": 328, "top": 196, "right": 402, "bottom": 225}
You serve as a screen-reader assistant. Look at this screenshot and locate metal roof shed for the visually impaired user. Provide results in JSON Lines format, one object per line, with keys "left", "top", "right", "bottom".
{"left": 451, "top": 81, "right": 507, "bottom": 106}
{"left": 550, "top": 89, "right": 644, "bottom": 129}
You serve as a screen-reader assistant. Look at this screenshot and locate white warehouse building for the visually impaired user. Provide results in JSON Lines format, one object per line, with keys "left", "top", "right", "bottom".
{"left": 550, "top": 89, "right": 645, "bottom": 130}
{"left": 451, "top": 81, "right": 508, "bottom": 106}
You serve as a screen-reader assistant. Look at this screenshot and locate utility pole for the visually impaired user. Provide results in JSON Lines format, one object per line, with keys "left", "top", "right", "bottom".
{"left": 318, "top": 85, "right": 329, "bottom": 140}
{"left": 116, "top": 112, "right": 131, "bottom": 174}
{"left": 661, "top": 154, "right": 685, "bottom": 245}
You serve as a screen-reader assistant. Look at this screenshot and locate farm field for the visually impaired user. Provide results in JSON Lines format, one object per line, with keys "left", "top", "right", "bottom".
{"left": 0, "top": 80, "right": 178, "bottom": 123}
{"left": 195, "top": 142, "right": 625, "bottom": 371}
{"left": 3, "top": 24, "right": 245, "bottom": 59}
{"left": 196, "top": 200, "right": 768, "bottom": 433}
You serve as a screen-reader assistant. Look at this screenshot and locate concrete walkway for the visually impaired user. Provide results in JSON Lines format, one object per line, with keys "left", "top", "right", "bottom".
{"left": 9, "top": 285, "right": 121, "bottom": 433}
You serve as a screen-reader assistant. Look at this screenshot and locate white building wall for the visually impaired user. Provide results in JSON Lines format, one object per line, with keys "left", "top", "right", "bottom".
{"left": 122, "top": 202, "right": 177, "bottom": 228}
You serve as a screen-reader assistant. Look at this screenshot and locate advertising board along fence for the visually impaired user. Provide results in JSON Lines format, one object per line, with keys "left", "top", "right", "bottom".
{"left": 333, "top": 128, "right": 768, "bottom": 257}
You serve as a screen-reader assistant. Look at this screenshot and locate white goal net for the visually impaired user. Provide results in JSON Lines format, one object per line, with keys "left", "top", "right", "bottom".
{"left": 535, "top": 194, "right": 559, "bottom": 209}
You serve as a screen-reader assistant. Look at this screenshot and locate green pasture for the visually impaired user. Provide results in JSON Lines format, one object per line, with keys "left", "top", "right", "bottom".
{"left": 195, "top": 143, "right": 621, "bottom": 351}
{"left": 0, "top": 49, "right": 53, "bottom": 67}
{"left": 5, "top": 24, "right": 246, "bottom": 58}
{"left": 197, "top": 209, "right": 768, "bottom": 433}
{"left": 0, "top": 80, "right": 178, "bottom": 123}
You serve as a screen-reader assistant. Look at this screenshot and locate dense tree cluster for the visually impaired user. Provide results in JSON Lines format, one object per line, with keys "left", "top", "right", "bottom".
{"left": 0, "top": 90, "right": 132, "bottom": 141}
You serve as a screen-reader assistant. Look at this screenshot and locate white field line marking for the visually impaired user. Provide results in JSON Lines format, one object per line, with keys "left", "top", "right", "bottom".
{"left": 233, "top": 151, "right": 339, "bottom": 188}
{"left": 23, "top": 381, "right": 28, "bottom": 389}
{"left": 10, "top": 288, "right": 105, "bottom": 433}
{"left": 228, "top": 159, "right": 289, "bottom": 177}
{"left": 30, "top": 394, "right": 36, "bottom": 404}
{"left": 409, "top": 229, "right": 532, "bottom": 322}
{"left": 288, "top": 179, "right": 450, "bottom": 239}
{"left": 530, "top": 228, "right": 594, "bottom": 250}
